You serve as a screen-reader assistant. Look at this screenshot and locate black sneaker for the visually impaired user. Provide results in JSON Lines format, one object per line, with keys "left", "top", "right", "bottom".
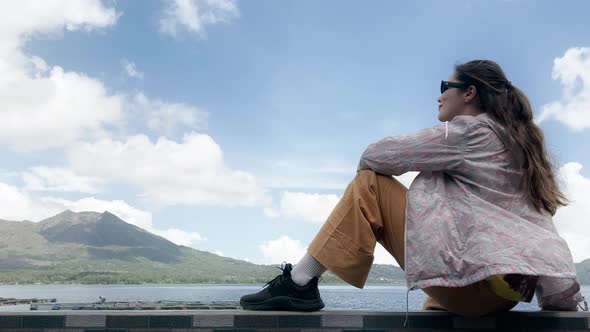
{"left": 240, "top": 263, "right": 324, "bottom": 311}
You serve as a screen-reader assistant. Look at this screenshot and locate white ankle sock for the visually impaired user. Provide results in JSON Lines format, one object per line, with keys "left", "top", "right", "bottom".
{"left": 291, "top": 252, "right": 327, "bottom": 287}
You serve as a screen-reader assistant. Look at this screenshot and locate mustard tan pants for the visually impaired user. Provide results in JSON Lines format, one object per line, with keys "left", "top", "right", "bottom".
{"left": 307, "top": 170, "right": 517, "bottom": 317}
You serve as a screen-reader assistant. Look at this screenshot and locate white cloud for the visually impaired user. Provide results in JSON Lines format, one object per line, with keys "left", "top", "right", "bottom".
{"left": 0, "top": 1, "right": 123, "bottom": 150}
{"left": 0, "top": 1, "right": 118, "bottom": 52}
{"left": 132, "top": 92, "right": 208, "bottom": 137}
{"left": 553, "top": 162, "right": 590, "bottom": 263}
{"left": 121, "top": 58, "right": 144, "bottom": 79}
{"left": 537, "top": 47, "right": 590, "bottom": 131}
{"left": 0, "top": 181, "right": 57, "bottom": 221}
{"left": 151, "top": 227, "right": 206, "bottom": 247}
{"left": 67, "top": 133, "right": 270, "bottom": 207}
{"left": 258, "top": 235, "right": 307, "bottom": 264}
{"left": 0, "top": 59, "right": 125, "bottom": 150}
{"left": 274, "top": 191, "right": 341, "bottom": 223}
{"left": 159, "top": 0, "right": 239, "bottom": 37}
{"left": 21, "top": 166, "right": 102, "bottom": 193}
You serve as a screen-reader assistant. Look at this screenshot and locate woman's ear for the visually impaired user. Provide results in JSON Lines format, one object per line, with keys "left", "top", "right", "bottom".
{"left": 464, "top": 85, "right": 477, "bottom": 103}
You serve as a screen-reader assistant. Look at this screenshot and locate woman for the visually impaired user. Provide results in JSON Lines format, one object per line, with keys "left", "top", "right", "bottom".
{"left": 240, "top": 60, "right": 587, "bottom": 318}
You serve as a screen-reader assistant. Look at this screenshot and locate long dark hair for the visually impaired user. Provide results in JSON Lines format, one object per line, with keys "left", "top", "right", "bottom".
{"left": 455, "top": 60, "right": 567, "bottom": 216}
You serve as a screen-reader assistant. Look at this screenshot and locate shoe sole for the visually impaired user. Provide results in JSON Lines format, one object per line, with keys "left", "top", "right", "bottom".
{"left": 240, "top": 296, "right": 324, "bottom": 311}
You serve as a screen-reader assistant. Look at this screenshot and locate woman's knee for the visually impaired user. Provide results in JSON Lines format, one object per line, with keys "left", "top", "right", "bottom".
{"left": 350, "top": 170, "right": 379, "bottom": 196}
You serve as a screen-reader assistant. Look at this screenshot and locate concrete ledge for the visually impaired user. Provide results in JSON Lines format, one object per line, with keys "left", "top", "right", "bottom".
{"left": 0, "top": 310, "right": 589, "bottom": 331}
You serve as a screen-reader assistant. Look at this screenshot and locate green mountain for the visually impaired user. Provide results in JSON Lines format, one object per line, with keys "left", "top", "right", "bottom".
{"left": 575, "top": 258, "right": 590, "bottom": 285}
{"left": 0, "top": 210, "right": 404, "bottom": 285}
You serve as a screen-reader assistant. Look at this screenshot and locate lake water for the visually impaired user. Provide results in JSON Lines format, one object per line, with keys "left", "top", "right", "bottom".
{"left": 1, "top": 284, "right": 588, "bottom": 312}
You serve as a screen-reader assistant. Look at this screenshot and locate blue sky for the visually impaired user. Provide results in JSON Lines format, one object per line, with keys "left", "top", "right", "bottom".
{"left": 1, "top": 0, "right": 589, "bottom": 265}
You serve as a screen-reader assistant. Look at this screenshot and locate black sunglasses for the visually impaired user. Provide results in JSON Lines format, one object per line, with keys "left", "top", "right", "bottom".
{"left": 441, "top": 80, "right": 468, "bottom": 94}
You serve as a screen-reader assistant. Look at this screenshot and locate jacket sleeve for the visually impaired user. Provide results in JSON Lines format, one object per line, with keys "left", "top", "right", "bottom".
{"left": 357, "top": 117, "right": 470, "bottom": 176}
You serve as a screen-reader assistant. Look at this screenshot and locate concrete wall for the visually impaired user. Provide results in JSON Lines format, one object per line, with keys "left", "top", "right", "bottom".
{"left": 0, "top": 310, "right": 589, "bottom": 331}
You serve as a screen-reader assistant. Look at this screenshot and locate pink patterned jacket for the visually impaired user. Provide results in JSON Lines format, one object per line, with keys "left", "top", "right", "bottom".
{"left": 358, "top": 112, "right": 585, "bottom": 310}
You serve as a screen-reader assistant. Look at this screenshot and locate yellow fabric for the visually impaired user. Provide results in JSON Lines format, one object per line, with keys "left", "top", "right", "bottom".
{"left": 485, "top": 274, "right": 525, "bottom": 302}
